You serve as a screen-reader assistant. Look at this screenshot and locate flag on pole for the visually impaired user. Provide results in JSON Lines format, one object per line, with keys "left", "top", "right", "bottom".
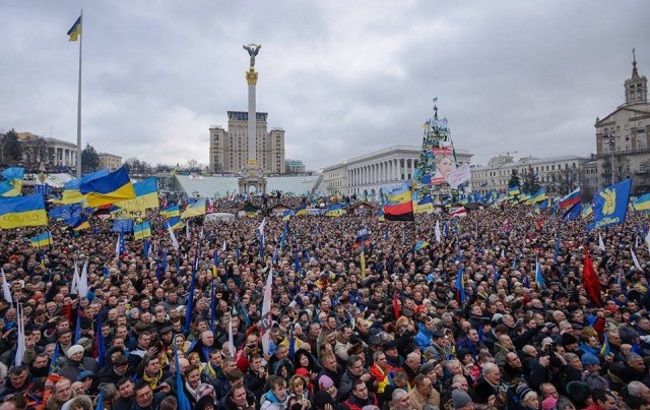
{"left": 455, "top": 267, "right": 466, "bottom": 303}
{"left": 227, "top": 316, "right": 236, "bottom": 357}
{"left": 74, "top": 308, "right": 82, "bottom": 343}
{"left": 631, "top": 247, "right": 643, "bottom": 271}
{"left": 646, "top": 229, "right": 650, "bottom": 256}
{"left": 583, "top": 249, "right": 601, "bottom": 306}
{"left": 115, "top": 233, "right": 125, "bottom": 259}
{"left": 435, "top": 221, "right": 442, "bottom": 243}
{"left": 535, "top": 260, "right": 545, "bottom": 289}
{"left": 1, "top": 269, "right": 12, "bottom": 304}
{"left": 260, "top": 268, "right": 273, "bottom": 356}
{"left": 168, "top": 222, "right": 179, "bottom": 251}
{"left": 95, "top": 314, "right": 106, "bottom": 367}
{"left": 70, "top": 262, "right": 80, "bottom": 295}
{"left": 78, "top": 261, "right": 89, "bottom": 298}
{"left": 174, "top": 345, "right": 192, "bottom": 410}
{"left": 14, "top": 303, "right": 25, "bottom": 366}
{"left": 256, "top": 218, "right": 266, "bottom": 259}
{"left": 67, "top": 15, "right": 82, "bottom": 41}
{"left": 183, "top": 252, "right": 199, "bottom": 333}
{"left": 598, "top": 233, "right": 606, "bottom": 252}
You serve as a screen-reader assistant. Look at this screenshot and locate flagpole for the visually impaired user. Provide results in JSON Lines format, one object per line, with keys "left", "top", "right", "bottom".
{"left": 75, "top": 9, "right": 83, "bottom": 178}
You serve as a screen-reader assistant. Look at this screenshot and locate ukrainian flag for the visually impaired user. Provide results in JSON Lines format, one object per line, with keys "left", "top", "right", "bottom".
{"left": 282, "top": 210, "right": 294, "bottom": 220}
{"left": 582, "top": 204, "right": 593, "bottom": 219}
{"left": 60, "top": 169, "right": 110, "bottom": 205}
{"left": 79, "top": 167, "right": 136, "bottom": 208}
{"left": 114, "top": 177, "right": 159, "bottom": 212}
{"left": 633, "top": 193, "right": 650, "bottom": 211}
{"left": 0, "top": 194, "right": 48, "bottom": 229}
{"left": 295, "top": 204, "right": 308, "bottom": 217}
{"left": 165, "top": 217, "right": 184, "bottom": 231}
{"left": 30, "top": 232, "right": 53, "bottom": 248}
{"left": 160, "top": 204, "right": 180, "bottom": 218}
{"left": 0, "top": 179, "right": 23, "bottom": 197}
{"left": 67, "top": 15, "right": 82, "bottom": 42}
{"left": 1, "top": 167, "right": 25, "bottom": 181}
{"left": 414, "top": 240, "right": 430, "bottom": 251}
{"left": 134, "top": 221, "right": 152, "bottom": 240}
{"left": 72, "top": 216, "right": 90, "bottom": 231}
{"left": 414, "top": 195, "right": 434, "bottom": 214}
{"left": 325, "top": 203, "right": 346, "bottom": 217}
{"left": 508, "top": 185, "right": 520, "bottom": 196}
{"left": 529, "top": 187, "right": 548, "bottom": 204}
{"left": 181, "top": 198, "right": 206, "bottom": 219}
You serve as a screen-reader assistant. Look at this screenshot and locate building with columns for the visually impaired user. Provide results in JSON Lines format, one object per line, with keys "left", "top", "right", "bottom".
{"left": 322, "top": 145, "right": 472, "bottom": 197}
{"left": 594, "top": 51, "right": 650, "bottom": 194}
{"left": 98, "top": 152, "right": 122, "bottom": 171}
{"left": 16, "top": 132, "right": 77, "bottom": 169}
{"left": 209, "top": 111, "right": 286, "bottom": 175}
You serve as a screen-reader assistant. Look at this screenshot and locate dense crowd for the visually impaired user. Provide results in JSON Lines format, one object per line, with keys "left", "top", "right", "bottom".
{"left": 1, "top": 202, "right": 650, "bottom": 410}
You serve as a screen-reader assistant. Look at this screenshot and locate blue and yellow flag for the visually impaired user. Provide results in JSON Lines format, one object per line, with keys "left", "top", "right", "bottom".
{"left": 325, "top": 203, "right": 346, "bottom": 217}
{"left": 0, "top": 179, "right": 23, "bottom": 197}
{"left": 414, "top": 240, "right": 430, "bottom": 251}
{"left": 114, "top": 177, "right": 159, "bottom": 212}
{"left": 30, "top": 232, "right": 53, "bottom": 248}
{"left": 1, "top": 167, "right": 25, "bottom": 181}
{"left": 633, "top": 193, "right": 650, "bottom": 211}
{"left": 0, "top": 194, "right": 48, "bottom": 229}
{"left": 282, "top": 210, "right": 295, "bottom": 220}
{"left": 181, "top": 198, "right": 206, "bottom": 219}
{"left": 79, "top": 167, "right": 136, "bottom": 208}
{"left": 67, "top": 15, "right": 82, "bottom": 41}
{"left": 134, "top": 221, "right": 152, "bottom": 240}
{"left": 59, "top": 169, "right": 110, "bottom": 205}
{"left": 508, "top": 185, "right": 520, "bottom": 196}
{"left": 295, "top": 204, "right": 308, "bottom": 217}
{"left": 589, "top": 179, "right": 632, "bottom": 230}
{"left": 72, "top": 216, "right": 90, "bottom": 231}
{"left": 529, "top": 187, "right": 548, "bottom": 204}
{"left": 165, "top": 217, "right": 184, "bottom": 231}
{"left": 414, "top": 195, "right": 434, "bottom": 214}
{"left": 160, "top": 204, "right": 180, "bottom": 218}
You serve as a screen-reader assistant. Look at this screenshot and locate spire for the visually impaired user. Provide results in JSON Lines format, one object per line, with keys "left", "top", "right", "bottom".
{"left": 632, "top": 47, "right": 640, "bottom": 80}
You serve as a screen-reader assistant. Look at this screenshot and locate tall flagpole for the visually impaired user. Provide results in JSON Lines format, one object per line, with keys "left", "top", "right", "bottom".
{"left": 75, "top": 9, "right": 83, "bottom": 178}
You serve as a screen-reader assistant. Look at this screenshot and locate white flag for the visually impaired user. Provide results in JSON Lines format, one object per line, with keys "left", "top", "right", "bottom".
{"left": 631, "top": 247, "right": 643, "bottom": 271}
{"left": 501, "top": 248, "right": 505, "bottom": 259}
{"left": 78, "top": 261, "right": 89, "bottom": 299}
{"left": 70, "top": 262, "right": 80, "bottom": 295}
{"left": 168, "top": 224, "right": 179, "bottom": 251}
{"left": 261, "top": 267, "right": 273, "bottom": 356}
{"left": 646, "top": 230, "right": 650, "bottom": 256}
{"left": 222, "top": 241, "right": 227, "bottom": 252}
{"left": 199, "top": 228, "right": 204, "bottom": 240}
{"left": 227, "top": 316, "right": 236, "bottom": 357}
{"left": 434, "top": 221, "right": 441, "bottom": 243}
{"left": 598, "top": 233, "right": 606, "bottom": 252}
{"left": 186, "top": 223, "right": 191, "bottom": 240}
{"left": 14, "top": 303, "right": 25, "bottom": 366}
{"left": 1, "top": 269, "right": 12, "bottom": 304}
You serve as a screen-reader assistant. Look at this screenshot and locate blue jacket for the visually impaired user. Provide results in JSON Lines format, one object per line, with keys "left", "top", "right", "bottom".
{"left": 414, "top": 323, "right": 433, "bottom": 349}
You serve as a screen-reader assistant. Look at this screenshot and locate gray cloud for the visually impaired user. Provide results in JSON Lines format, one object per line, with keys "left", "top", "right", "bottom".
{"left": 0, "top": 0, "right": 648, "bottom": 169}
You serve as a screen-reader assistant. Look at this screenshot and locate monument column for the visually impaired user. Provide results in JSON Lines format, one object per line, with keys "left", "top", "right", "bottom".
{"left": 246, "top": 69, "right": 258, "bottom": 167}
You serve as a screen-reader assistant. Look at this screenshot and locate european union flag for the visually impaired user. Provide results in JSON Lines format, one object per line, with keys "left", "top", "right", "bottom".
{"left": 589, "top": 179, "right": 632, "bottom": 230}
{"left": 112, "top": 219, "right": 133, "bottom": 233}
{"left": 564, "top": 202, "right": 582, "bottom": 221}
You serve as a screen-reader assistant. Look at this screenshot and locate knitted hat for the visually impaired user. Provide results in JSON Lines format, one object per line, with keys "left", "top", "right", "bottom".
{"left": 452, "top": 389, "right": 472, "bottom": 409}
{"left": 318, "top": 375, "right": 334, "bottom": 389}
{"left": 66, "top": 344, "right": 84, "bottom": 359}
{"left": 581, "top": 353, "right": 600, "bottom": 366}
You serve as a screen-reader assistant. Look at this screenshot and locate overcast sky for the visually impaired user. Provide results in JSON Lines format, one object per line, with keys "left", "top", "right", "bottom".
{"left": 1, "top": 1, "right": 648, "bottom": 169}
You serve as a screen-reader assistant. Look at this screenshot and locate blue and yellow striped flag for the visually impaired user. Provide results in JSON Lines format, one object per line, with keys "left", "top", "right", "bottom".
{"left": 30, "top": 232, "right": 53, "bottom": 248}
{"left": 160, "top": 204, "right": 180, "bottom": 218}
{"left": 67, "top": 15, "right": 82, "bottom": 42}
{"left": 0, "top": 194, "right": 48, "bottom": 229}
{"left": 165, "top": 217, "right": 184, "bottom": 231}
{"left": 134, "top": 221, "right": 152, "bottom": 240}
{"left": 79, "top": 167, "right": 136, "bottom": 208}
{"left": 181, "top": 198, "right": 206, "bottom": 219}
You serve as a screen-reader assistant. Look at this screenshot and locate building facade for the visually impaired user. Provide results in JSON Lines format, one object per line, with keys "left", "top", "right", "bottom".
{"left": 595, "top": 53, "right": 650, "bottom": 194}
{"left": 471, "top": 154, "right": 589, "bottom": 196}
{"left": 98, "top": 152, "right": 122, "bottom": 171}
{"left": 16, "top": 132, "right": 77, "bottom": 168}
{"left": 209, "top": 111, "right": 285, "bottom": 175}
{"left": 322, "top": 145, "right": 472, "bottom": 197}
{"left": 284, "top": 159, "right": 306, "bottom": 174}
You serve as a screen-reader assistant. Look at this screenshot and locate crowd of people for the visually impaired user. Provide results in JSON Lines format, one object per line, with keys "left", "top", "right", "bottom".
{"left": 1, "top": 200, "right": 650, "bottom": 410}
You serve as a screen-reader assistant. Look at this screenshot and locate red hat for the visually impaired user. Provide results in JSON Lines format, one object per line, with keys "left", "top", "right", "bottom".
{"left": 295, "top": 368, "right": 309, "bottom": 378}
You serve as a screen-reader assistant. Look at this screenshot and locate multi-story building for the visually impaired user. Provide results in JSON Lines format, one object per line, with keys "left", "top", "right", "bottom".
{"left": 471, "top": 154, "right": 589, "bottom": 196}
{"left": 322, "top": 145, "right": 472, "bottom": 197}
{"left": 284, "top": 159, "right": 306, "bottom": 174}
{"left": 595, "top": 52, "right": 650, "bottom": 194}
{"left": 16, "top": 132, "right": 77, "bottom": 169}
{"left": 98, "top": 152, "right": 122, "bottom": 171}
{"left": 209, "top": 111, "right": 285, "bottom": 174}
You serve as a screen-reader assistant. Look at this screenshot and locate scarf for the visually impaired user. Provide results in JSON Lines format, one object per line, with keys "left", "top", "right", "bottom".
{"left": 142, "top": 369, "right": 163, "bottom": 389}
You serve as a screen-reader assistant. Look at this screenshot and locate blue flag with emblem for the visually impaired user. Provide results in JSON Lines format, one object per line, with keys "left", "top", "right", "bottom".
{"left": 589, "top": 178, "right": 632, "bottom": 230}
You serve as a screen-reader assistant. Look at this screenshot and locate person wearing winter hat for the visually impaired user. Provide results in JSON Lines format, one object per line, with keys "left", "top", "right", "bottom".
{"left": 451, "top": 388, "right": 473, "bottom": 409}
{"left": 581, "top": 353, "right": 609, "bottom": 391}
{"left": 58, "top": 345, "right": 98, "bottom": 383}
